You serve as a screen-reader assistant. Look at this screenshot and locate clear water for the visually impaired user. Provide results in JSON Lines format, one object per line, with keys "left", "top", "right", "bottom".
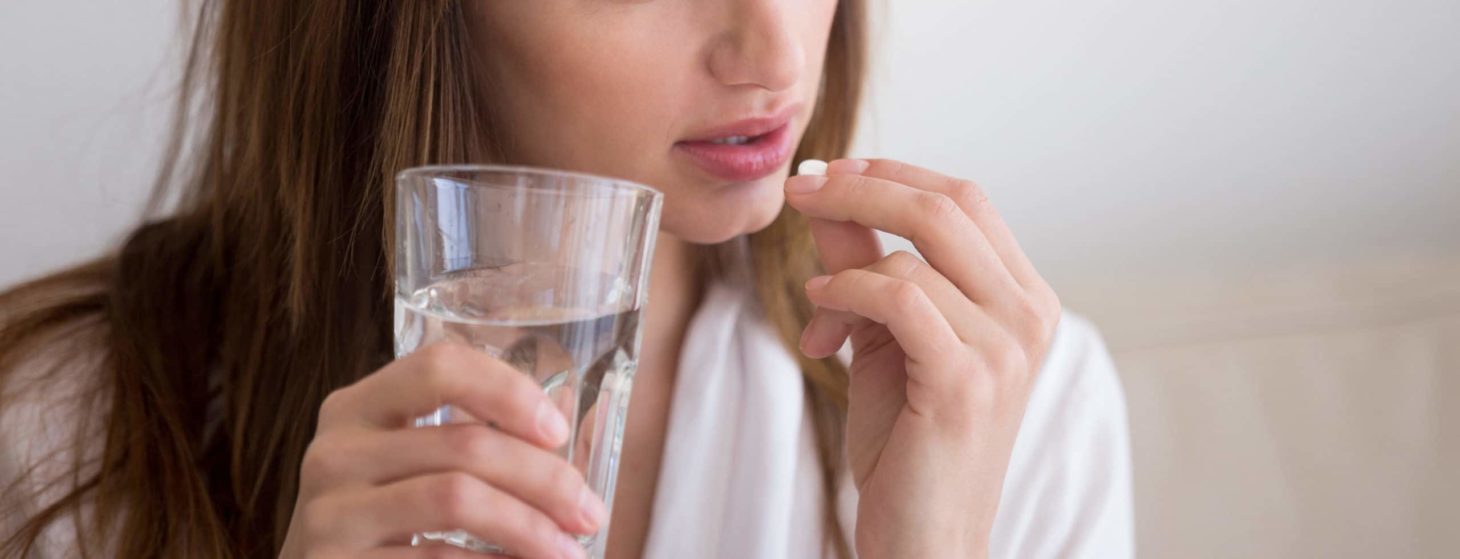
{"left": 394, "top": 268, "right": 641, "bottom": 558}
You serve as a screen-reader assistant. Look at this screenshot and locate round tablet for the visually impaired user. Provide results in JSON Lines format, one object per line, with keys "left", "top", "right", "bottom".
{"left": 796, "top": 159, "right": 828, "bottom": 176}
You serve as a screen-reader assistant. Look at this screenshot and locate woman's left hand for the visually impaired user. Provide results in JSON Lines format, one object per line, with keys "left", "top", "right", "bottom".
{"left": 784, "top": 159, "right": 1062, "bottom": 558}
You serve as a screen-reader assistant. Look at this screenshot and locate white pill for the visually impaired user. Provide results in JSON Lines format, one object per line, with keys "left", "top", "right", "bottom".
{"left": 797, "top": 159, "right": 828, "bottom": 176}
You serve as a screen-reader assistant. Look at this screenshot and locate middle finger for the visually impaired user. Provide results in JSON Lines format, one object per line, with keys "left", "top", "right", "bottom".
{"left": 785, "top": 172, "right": 1021, "bottom": 305}
{"left": 801, "top": 251, "right": 997, "bottom": 358}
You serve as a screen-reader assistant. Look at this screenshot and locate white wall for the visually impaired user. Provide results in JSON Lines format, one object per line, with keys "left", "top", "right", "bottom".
{"left": 853, "top": 0, "right": 1460, "bottom": 311}
{"left": 0, "top": 0, "right": 180, "bottom": 287}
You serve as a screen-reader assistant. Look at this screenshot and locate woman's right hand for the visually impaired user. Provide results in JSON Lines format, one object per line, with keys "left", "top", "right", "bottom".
{"left": 278, "top": 342, "right": 606, "bottom": 559}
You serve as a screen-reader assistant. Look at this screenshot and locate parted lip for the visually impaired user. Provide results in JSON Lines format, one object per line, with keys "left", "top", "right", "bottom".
{"left": 677, "top": 102, "right": 802, "bottom": 143}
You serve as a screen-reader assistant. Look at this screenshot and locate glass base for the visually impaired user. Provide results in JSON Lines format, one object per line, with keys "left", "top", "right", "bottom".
{"left": 413, "top": 530, "right": 506, "bottom": 554}
{"left": 413, "top": 529, "right": 596, "bottom": 557}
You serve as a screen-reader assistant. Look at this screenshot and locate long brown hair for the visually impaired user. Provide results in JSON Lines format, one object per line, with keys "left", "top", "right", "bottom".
{"left": 0, "top": 0, "right": 866, "bottom": 556}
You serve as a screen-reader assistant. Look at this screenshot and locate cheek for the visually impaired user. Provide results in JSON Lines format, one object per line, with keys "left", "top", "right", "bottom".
{"left": 473, "top": 20, "right": 681, "bottom": 177}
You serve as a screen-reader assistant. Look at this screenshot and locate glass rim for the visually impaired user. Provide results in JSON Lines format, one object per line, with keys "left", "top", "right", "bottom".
{"left": 397, "top": 164, "right": 663, "bottom": 199}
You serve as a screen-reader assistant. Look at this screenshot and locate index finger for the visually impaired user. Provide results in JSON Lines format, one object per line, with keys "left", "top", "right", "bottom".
{"left": 320, "top": 342, "right": 570, "bottom": 449}
{"left": 796, "top": 161, "right": 883, "bottom": 274}
{"left": 830, "top": 158, "right": 1045, "bottom": 290}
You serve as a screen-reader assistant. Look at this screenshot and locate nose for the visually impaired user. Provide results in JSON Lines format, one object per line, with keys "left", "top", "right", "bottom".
{"left": 707, "top": 0, "right": 805, "bottom": 92}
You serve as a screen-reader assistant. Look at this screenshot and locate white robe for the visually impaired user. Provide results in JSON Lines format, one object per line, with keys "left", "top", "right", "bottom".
{"left": 642, "top": 279, "right": 1135, "bottom": 558}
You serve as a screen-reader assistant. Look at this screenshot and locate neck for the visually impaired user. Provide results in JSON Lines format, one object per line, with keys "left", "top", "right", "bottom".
{"left": 639, "top": 232, "right": 702, "bottom": 365}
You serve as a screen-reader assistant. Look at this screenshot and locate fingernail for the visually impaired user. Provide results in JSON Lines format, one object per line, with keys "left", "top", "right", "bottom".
{"left": 557, "top": 531, "right": 586, "bottom": 559}
{"left": 786, "top": 175, "right": 828, "bottom": 194}
{"left": 536, "top": 400, "right": 570, "bottom": 445}
{"left": 805, "top": 275, "right": 832, "bottom": 290}
{"left": 578, "top": 485, "right": 608, "bottom": 530}
{"left": 829, "top": 159, "right": 870, "bottom": 174}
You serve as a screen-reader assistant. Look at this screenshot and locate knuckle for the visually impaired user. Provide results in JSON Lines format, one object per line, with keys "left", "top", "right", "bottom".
{"left": 481, "top": 497, "right": 554, "bottom": 553}
{"left": 986, "top": 339, "right": 1030, "bottom": 378}
{"left": 490, "top": 377, "right": 541, "bottom": 422}
{"left": 882, "top": 250, "right": 924, "bottom": 278}
{"left": 451, "top": 425, "right": 500, "bottom": 463}
{"left": 512, "top": 377, "right": 547, "bottom": 409}
{"left": 1011, "top": 294, "right": 1043, "bottom": 323}
{"left": 1013, "top": 292, "right": 1061, "bottom": 343}
{"left": 527, "top": 515, "right": 568, "bottom": 553}
{"left": 300, "top": 437, "right": 348, "bottom": 482}
{"left": 1041, "top": 289, "right": 1064, "bottom": 324}
{"left": 418, "top": 342, "right": 467, "bottom": 377}
{"left": 433, "top": 472, "right": 482, "bottom": 523}
{"left": 915, "top": 193, "right": 964, "bottom": 236}
{"left": 545, "top": 461, "right": 585, "bottom": 504}
{"left": 948, "top": 178, "right": 988, "bottom": 210}
{"left": 917, "top": 191, "right": 959, "bottom": 217}
{"left": 888, "top": 279, "right": 926, "bottom": 310}
{"left": 317, "top": 389, "right": 351, "bottom": 424}
{"left": 872, "top": 158, "right": 906, "bottom": 179}
{"left": 1013, "top": 320, "right": 1047, "bottom": 351}
{"left": 1004, "top": 294, "right": 1051, "bottom": 344}
{"left": 418, "top": 358, "right": 466, "bottom": 396}
{"left": 1010, "top": 294, "right": 1045, "bottom": 329}
{"left": 416, "top": 342, "right": 452, "bottom": 368}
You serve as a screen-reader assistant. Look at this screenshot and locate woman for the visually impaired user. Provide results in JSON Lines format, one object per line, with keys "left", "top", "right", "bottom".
{"left": 0, "top": 1, "right": 1132, "bottom": 558}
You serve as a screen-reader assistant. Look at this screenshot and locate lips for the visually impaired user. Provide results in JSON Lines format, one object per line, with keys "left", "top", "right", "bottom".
{"left": 673, "top": 104, "right": 800, "bottom": 183}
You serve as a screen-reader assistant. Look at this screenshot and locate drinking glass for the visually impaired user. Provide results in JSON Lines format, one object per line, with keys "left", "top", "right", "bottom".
{"left": 394, "top": 165, "right": 663, "bottom": 558}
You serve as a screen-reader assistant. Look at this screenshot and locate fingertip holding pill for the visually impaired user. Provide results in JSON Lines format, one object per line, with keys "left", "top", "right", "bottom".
{"left": 797, "top": 159, "right": 828, "bottom": 176}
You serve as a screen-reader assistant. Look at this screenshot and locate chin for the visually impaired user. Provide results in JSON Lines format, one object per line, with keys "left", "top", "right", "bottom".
{"left": 659, "top": 174, "right": 788, "bottom": 245}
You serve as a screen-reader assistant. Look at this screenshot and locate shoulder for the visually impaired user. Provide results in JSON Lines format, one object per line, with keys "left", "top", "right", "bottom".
{"left": 989, "top": 309, "right": 1135, "bottom": 558}
{"left": 0, "top": 273, "right": 115, "bottom": 555}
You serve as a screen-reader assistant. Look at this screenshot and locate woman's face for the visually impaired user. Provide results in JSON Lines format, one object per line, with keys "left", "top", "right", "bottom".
{"left": 466, "top": 0, "right": 838, "bottom": 244}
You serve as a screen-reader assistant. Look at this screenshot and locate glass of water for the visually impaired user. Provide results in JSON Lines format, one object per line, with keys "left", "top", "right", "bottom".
{"left": 393, "top": 165, "right": 663, "bottom": 558}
